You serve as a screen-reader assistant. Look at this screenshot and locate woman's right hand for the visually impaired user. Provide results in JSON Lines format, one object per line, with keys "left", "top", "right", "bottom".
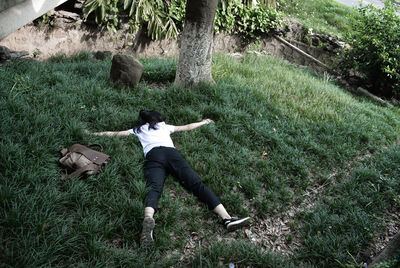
{"left": 202, "top": 119, "right": 214, "bottom": 124}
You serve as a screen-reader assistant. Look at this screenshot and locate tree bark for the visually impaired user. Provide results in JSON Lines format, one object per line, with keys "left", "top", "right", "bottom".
{"left": 174, "top": 0, "right": 218, "bottom": 87}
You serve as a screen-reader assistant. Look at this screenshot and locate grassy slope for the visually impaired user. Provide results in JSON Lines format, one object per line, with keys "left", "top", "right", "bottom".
{"left": 278, "top": 0, "right": 357, "bottom": 36}
{"left": 0, "top": 53, "right": 399, "bottom": 267}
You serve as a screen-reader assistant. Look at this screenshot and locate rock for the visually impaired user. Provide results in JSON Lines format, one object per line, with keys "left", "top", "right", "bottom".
{"left": 0, "top": 46, "right": 29, "bottom": 63}
{"left": 275, "top": 18, "right": 306, "bottom": 40}
{"left": 0, "top": 46, "right": 11, "bottom": 61}
{"left": 110, "top": 54, "right": 143, "bottom": 87}
{"left": 74, "top": 0, "right": 85, "bottom": 9}
{"left": 247, "top": 50, "right": 263, "bottom": 56}
{"left": 309, "top": 33, "right": 347, "bottom": 49}
{"left": 53, "top": 10, "right": 82, "bottom": 25}
{"left": 229, "top": 52, "right": 243, "bottom": 59}
{"left": 56, "top": 10, "right": 81, "bottom": 21}
{"left": 93, "top": 51, "right": 112, "bottom": 60}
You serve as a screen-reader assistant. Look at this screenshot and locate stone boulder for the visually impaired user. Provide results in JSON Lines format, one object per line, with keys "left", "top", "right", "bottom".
{"left": 0, "top": 46, "right": 29, "bottom": 63}
{"left": 110, "top": 54, "right": 143, "bottom": 87}
{"left": 0, "top": 46, "right": 12, "bottom": 62}
{"left": 93, "top": 50, "right": 112, "bottom": 60}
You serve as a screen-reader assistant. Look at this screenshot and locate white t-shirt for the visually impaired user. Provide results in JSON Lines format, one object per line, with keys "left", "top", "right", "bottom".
{"left": 129, "top": 122, "right": 175, "bottom": 156}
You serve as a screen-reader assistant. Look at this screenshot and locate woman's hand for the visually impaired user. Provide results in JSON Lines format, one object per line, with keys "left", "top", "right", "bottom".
{"left": 201, "top": 119, "right": 214, "bottom": 125}
{"left": 174, "top": 119, "right": 215, "bottom": 132}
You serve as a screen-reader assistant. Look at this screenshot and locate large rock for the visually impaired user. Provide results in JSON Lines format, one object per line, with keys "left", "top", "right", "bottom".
{"left": 0, "top": 45, "right": 28, "bottom": 63}
{"left": 110, "top": 54, "right": 143, "bottom": 87}
{"left": 0, "top": 46, "right": 11, "bottom": 62}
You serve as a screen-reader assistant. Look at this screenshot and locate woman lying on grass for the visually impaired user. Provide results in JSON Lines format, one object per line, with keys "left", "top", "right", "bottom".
{"left": 87, "top": 110, "right": 250, "bottom": 248}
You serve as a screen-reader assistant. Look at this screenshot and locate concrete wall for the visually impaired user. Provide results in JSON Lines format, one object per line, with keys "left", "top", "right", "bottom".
{"left": 0, "top": 0, "right": 68, "bottom": 40}
{"left": 0, "top": 0, "right": 26, "bottom": 12}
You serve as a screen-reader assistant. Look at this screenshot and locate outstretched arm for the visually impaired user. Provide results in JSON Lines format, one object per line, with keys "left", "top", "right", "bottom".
{"left": 174, "top": 119, "right": 214, "bottom": 133}
{"left": 85, "top": 129, "right": 132, "bottom": 137}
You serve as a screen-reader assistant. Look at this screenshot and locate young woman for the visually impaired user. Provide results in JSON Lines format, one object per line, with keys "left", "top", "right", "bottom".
{"left": 87, "top": 110, "right": 250, "bottom": 248}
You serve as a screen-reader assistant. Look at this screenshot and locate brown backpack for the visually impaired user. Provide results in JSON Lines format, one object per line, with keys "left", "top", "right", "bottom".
{"left": 59, "top": 144, "right": 110, "bottom": 179}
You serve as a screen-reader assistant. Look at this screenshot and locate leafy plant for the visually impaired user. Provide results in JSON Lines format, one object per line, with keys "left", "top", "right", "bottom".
{"left": 235, "top": 3, "right": 281, "bottom": 38}
{"left": 83, "top": 0, "right": 183, "bottom": 39}
{"left": 83, "top": 0, "right": 120, "bottom": 31}
{"left": 215, "top": 0, "right": 239, "bottom": 34}
{"left": 215, "top": 0, "right": 281, "bottom": 37}
{"left": 122, "top": 0, "right": 182, "bottom": 40}
{"left": 81, "top": 0, "right": 280, "bottom": 40}
{"left": 339, "top": 0, "right": 400, "bottom": 98}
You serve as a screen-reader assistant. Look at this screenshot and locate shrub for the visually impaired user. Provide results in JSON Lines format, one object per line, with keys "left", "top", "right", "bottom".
{"left": 215, "top": 0, "right": 281, "bottom": 39}
{"left": 340, "top": 0, "right": 400, "bottom": 98}
{"left": 81, "top": 0, "right": 281, "bottom": 40}
{"left": 83, "top": 0, "right": 185, "bottom": 39}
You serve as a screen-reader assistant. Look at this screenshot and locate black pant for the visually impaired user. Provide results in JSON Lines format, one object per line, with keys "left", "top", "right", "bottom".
{"left": 144, "top": 147, "right": 221, "bottom": 211}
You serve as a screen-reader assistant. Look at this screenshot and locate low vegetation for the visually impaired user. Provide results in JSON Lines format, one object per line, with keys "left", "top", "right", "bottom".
{"left": 82, "top": 0, "right": 281, "bottom": 40}
{"left": 276, "top": 0, "right": 356, "bottom": 36}
{"left": 340, "top": 0, "right": 400, "bottom": 98}
{"left": 1, "top": 53, "right": 399, "bottom": 267}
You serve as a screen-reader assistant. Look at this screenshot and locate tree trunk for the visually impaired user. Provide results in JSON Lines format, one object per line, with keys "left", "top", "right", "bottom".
{"left": 174, "top": 0, "right": 218, "bottom": 87}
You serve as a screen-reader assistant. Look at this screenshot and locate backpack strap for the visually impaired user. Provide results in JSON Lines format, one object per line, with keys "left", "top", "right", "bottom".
{"left": 88, "top": 143, "right": 104, "bottom": 152}
{"left": 69, "top": 144, "right": 110, "bottom": 165}
{"left": 67, "top": 163, "right": 99, "bottom": 179}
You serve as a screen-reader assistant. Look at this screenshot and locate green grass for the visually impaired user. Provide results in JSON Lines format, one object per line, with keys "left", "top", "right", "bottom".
{"left": 1, "top": 52, "right": 399, "bottom": 267}
{"left": 278, "top": 0, "right": 357, "bottom": 36}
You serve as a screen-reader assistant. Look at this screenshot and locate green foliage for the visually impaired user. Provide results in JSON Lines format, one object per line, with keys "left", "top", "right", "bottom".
{"left": 235, "top": 3, "right": 280, "bottom": 38}
{"left": 215, "top": 0, "right": 281, "bottom": 38}
{"left": 83, "top": 0, "right": 184, "bottom": 39}
{"left": 81, "top": 0, "right": 280, "bottom": 40}
{"left": 340, "top": 0, "right": 400, "bottom": 98}
{"left": 167, "top": 0, "right": 186, "bottom": 33}
{"left": 83, "top": 0, "right": 121, "bottom": 31}
{"left": 123, "top": 0, "right": 182, "bottom": 40}
{"left": 34, "top": 11, "right": 56, "bottom": 29}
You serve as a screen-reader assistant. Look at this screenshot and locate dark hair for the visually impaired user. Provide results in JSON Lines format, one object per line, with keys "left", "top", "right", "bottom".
{"left": 135, "top": 110, "right": 164, "bottom": 133}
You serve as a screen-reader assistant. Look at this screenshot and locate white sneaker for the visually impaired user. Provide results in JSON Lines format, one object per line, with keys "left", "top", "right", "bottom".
{"left": 224, "top": 217, "right": 250, "bottom": 231}
{"left": 140, "top": 217, "right": 155, "bottom": 248}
